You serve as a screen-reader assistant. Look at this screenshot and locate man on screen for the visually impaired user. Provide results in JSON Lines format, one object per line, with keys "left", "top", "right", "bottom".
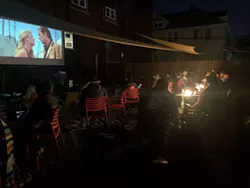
{"left": 38, "top": 27, "right": 62, "bottom": 59}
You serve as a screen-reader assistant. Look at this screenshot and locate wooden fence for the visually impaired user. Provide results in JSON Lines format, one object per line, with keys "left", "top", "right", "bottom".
{"left": 128, "top": 60, "right": 250, "bottom": 88}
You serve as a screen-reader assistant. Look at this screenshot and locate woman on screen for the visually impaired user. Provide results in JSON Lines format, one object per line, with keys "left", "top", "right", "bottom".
{"left": 15, "top": 30, "right": 35, "bottom": 58}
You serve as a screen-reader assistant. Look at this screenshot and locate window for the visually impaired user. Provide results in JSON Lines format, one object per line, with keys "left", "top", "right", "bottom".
{"left": 168, "top": 32, "right": 172, "bottom": 42}
{"left": 71, "top": 0, "right": 87, "bottom": 9}
{"left": 104, "top": 6, "right": 116, "bottom": 21}
{"left": 154, "top": 22, "right": 164, "bottom": 30}
{"left": 193, "top": 29, "right": 198, "bottom": 39}
{"left": 154, "top": 23, "right": 157, "bottom": 29}
{"left": 173, "top": 31, "right": 179, "bottom": 42}
{"left": 225, "top": 27, "right": 228, "bottom": 35}
{"left": 205, "top": 28, "right": 211, "bottom": 40}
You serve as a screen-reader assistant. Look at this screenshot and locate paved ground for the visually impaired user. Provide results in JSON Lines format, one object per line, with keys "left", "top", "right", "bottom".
{"left": 23, "top": 120, "right": 223, "bottom": 188}
{"left": 22, "top": 107, "right": 250, "bottom": 188}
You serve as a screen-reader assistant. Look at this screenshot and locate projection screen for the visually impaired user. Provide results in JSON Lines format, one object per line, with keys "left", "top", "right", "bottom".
{"left": 0, "top": 16, "right": 64, "bottom": 65}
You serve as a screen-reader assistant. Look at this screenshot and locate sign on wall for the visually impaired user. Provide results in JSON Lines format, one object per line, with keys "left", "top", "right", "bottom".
{"left": 64, "top": 32, "right": 74, "bottom": 49}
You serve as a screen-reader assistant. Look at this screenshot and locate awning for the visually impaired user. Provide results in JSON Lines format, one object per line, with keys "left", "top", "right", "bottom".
{"left": 0, "top": 0, "right": 178, "bottom": 51}
{"left": 224, "top": 47, "right": 250, "bottom": 53}
{"left": 76, "top": 32, "right": 177, "bottom": 51}
{"left": 138, "top": 34, "right": 199, "bottom": 55}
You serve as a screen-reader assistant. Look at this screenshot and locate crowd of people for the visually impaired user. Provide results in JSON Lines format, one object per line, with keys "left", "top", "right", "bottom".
{"left": 138, "top": 68, "right": 250, "bottom": 165}
{"left": 0, "top": 79, "right": 60, "bottom": 188}
{"left": 0, "top": 70, "right": 129, "bottom": 187}
{"left": 1, "top": 67, "right": 250, "bottom": 187}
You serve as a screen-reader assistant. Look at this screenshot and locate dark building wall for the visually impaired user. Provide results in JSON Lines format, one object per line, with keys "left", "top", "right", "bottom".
{"left": 119, "top": 0, "right": 153, "bottom": 63}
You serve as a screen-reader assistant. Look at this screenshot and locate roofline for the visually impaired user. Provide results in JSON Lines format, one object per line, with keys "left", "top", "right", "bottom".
{"left": 153, "top": 23, "right": 228, "bottom": 32}
{"left": 160, "top": 9, "right": 228, "bottom": 18}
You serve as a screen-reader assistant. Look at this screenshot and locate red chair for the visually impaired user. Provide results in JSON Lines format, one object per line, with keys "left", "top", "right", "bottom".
{"left": 108, "top": 91, "right": 126, "bottom": 118}
{"left": 85, "top": 96, "right": 108, "bottom": 125}
{"left": 168, "top": 82, "right": 174, "bottom": 93}
{"left": 125, "top": 86, "right": 139, "bottom": 104}
{"left": 50, "top": 107, "right": 64, "bottom": 155}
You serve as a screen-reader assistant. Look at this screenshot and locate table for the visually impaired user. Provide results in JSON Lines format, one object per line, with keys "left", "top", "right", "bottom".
{"left": 0, "top": 95, "right": 22, "bottom": 112}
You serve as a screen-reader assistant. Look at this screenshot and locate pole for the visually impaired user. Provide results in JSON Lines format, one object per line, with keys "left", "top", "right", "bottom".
{"left": 105, "top": 43, "right": 108, "bottom": 76}
{"left": 95, "top": 54, "right": 99, "bottom": 77}
{"left": 121, "top": 52, "right": 126, "bottom": 79}
{"left": 2, "top": 19, "right": 4, "bottom": 35}
{"left": 8, "top": 20, "right": 10, "bottom": 39}
{"left": 14, "top": 21, "right": 16, "bottom": 39}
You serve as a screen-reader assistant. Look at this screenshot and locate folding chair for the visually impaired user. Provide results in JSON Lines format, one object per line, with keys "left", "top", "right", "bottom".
{"left": 124, "top": 86, "right": 139, "bottom": 104}
{"left": 49, "top": 107, "right": 64, "bottom": 155}
{"left": 85, "top": 96, "right": 108, "bottom": 126}
{"left": 108, "top": 91, "right": 126, "bottom": 120}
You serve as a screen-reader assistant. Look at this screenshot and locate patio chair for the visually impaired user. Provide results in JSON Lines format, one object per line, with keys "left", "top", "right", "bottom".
{"left": 85, "top": 96, "right": 108, "bottom": 126}
{"left": 108, "top": 91, "right": 126, "bottom": 120}
{"left": 50, "top": 107, "right": 64, "bottom": 155}
{"left": 124, "top": 86, "right": 139, "bottom": 104}
{"left": 41, "top": 107, "right": 64, "bottom": 156}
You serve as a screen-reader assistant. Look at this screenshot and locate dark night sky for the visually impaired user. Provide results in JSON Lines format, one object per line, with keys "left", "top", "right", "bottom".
{"left": 154, "top": 0, "right": 250, "bottom": 36}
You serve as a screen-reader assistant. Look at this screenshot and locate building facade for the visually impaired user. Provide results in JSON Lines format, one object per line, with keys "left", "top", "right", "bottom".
{"left": 153, "top": 7, "right": 229, "bottom": 62}
{"left": 17, "top": 0, "right": 153, "bottom": 83}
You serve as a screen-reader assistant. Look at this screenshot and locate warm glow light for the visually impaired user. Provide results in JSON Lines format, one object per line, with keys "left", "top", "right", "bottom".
{"left": 195, "top": 84, "right": 200, "bottom": 91}
{"left": 183, "top": 89, "right": 192, "bottom": 97}
{"left": 195, "top": 83, "right": 204, "bottom": 93}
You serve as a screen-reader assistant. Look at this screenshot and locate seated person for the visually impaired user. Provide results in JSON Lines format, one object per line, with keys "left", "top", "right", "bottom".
{"left": 29, "top": 81, "right": 59, "bottom": 134}
{"left": 123, "top": 76, "right": 139, "bottom": 100}
{"left": 152, "top": 73, "right": 162, "bottom": 88}
{"left": 163, "top": 73, "right": 174, "bottom": 93}
{"left": 78, "top": 75, "right": 108, "bottom": 125}
{"left": 124, "top": 74, "right": 137, "bottom": 89}
{"left": 14, "top": 81, "right": 59, "bottom": 177}
{"left": 53, "top": 71, "right": 67, "bottom": 102}
{"left": 124, "top": 79, "right": 137, "bottom": 89}
{"left": 22, "top": 77, "right": 40, "bottom": 108}
{"left": 0, "top": 120, "right": 24, "bottom": 187}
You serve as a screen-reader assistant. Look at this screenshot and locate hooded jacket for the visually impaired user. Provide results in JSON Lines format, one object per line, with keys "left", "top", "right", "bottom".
{"left": 79, "top": 81, "right": 108, "bottom": 107}
{"left": 139, "top": 85, "right": 180, "bottom": 144}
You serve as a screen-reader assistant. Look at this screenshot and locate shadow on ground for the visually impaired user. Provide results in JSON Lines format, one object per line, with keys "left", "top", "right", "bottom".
{"left": 23, "top": 121, "right": 221, "bottom": 188}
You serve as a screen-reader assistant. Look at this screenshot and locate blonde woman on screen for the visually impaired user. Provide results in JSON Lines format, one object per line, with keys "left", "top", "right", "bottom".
{"left": 15, "top": 30, "right": 35, "bottom": 58}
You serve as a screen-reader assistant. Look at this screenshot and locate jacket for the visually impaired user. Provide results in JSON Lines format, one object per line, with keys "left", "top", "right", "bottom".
{"left": 199, "top": 86, "right": 226, "bottom": 121}
{"left": 40, "top": 41, "right": 62, "bottom": 59}
{"left": 79, "top": 83, "right": 108, "bottom": 107}
{"left": 142, "top": 88, "right": 180, "bottom": 144}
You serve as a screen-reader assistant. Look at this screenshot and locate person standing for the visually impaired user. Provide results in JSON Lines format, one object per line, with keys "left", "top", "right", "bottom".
{"left": 142, "top": 78, "right": 181, "bottom": 164}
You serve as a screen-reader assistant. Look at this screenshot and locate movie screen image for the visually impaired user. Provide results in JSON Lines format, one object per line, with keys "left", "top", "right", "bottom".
{"left": 0, "top": 17, "right": 64, "bottom": 65}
